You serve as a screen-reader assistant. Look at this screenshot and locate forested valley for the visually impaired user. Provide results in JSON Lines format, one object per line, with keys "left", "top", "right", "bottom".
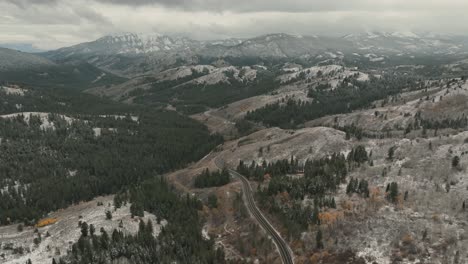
{"left": 0, "top": 86, "right": 224, "bottom": 263}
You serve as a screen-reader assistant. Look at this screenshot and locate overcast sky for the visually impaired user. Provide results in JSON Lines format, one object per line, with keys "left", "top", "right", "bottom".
{"left": 1, "top": 0, "right": 468, "bottom": 50}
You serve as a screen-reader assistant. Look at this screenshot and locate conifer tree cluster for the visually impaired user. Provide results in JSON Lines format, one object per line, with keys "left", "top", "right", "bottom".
{"left": 386, "top": 182, "right": 399, "bottom": 203}
{"left": 194, "top": 168, "right": 231, "bottom": 188}
{"left": 62, "top": 178, "right": 225, "bottom": 264}
{"left": 346, "top": 178, "right": 370, "bottom": 197}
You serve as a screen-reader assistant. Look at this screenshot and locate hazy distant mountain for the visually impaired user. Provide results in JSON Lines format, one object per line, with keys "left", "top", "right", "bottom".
{"left": 342, "top": 31, "right": 466, "bottom": 55}
{"left": 0, "top": 47, "right": 54, "bottom": 71}
{"left": 0, "top": 43, "right": 44, "bottom": 53}
{"left": 0, "top": 47, "right": 126, "bottom": 90}
{"left": 41, "top": 32, "right": 468, "bottom": 77}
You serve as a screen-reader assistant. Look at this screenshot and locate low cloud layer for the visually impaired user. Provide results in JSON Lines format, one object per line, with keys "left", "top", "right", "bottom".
{"left": 1, "top": 0, "right": 467, "bottom": 50}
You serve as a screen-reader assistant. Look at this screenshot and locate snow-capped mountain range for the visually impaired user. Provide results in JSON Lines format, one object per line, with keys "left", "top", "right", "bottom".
{"left": 35, "top": 31, "right": 468, "bottom": 77}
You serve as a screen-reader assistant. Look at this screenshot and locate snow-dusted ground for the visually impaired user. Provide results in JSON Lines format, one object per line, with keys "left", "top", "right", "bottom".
{"left": 156, "top": 65, "right": 216, "bottom": 81}
{"left": 98, "top": 114, "right": 139, "bottom": 122}
{"left": 308, "top": 81, "right": 468, "bottom": 132}
{"left": 0, "top": 112, "right": 75, "bottom": 130}
{"left": 1, "top": 86, "right": 27, "bottom": 96}
{"left": 92, "top": 127, "right": 117, "bottom": 137}
{"left": 278, "top": 64, "right": 370, "bottom": 89}
{"left": 155, "top": 64, "right": 260, "bottom": 85}
{"left": 0, "top": 195, "right": 166, "bottom": 264}
{"left": 201, "top": 78, "right": 468, "bottom": 262}
{"left": 217, "top": 126, "right": 351, "bottom": 168}
{"left": 189, "top": 66, "right": 259, "bottom": 85}
{"left": 91, "top": 73, "right": 106, "bottom": 83}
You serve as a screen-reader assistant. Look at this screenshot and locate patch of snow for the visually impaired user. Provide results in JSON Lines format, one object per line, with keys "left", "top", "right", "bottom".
{"left": 93, "top": 127, "right": 102, "bottom": 137}
{"left": 157, "top": 65, "right": 216, "bottom": 81}
{"left": 0, "top": 112, "right": 75, "bottom": 131}
{"left": 370, "top": 57, "right": 385, "bottom": 62}
{"left": 98, "top": 114, "right": 139, "bottom": 122}
{"left": 202, "top": 225, "right": 210, "bottom": 240}
{"left": 91, "top": 73, "right": 106, "bottom": 83}
{"left": 357, "top": 73, "right": 370, "bottom": 82}
{"left": 1, "top": 86, "right": 27, "bottom": 96}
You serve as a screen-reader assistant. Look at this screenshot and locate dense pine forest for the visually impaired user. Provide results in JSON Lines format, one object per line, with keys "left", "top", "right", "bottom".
{"left": 0, "top": 85, "right": 135, "bottom": 115}
{"left": 0, "top": 88, "right": 222, "bottom": 225}
{"left": 194, "top": 168, "right": 231, "bottom": 188}
{"left": 0, "top": 84, "right": 227, "bottom": 263}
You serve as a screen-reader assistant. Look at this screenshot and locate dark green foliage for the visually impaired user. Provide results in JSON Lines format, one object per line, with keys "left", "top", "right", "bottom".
{"left": 452, "top": 156, "right": 460, "bottom": 168}
{"left": 62, "top": 178, "right": 225, "bottom": 264}
{"left": 386, "top": 182, "right": 399, "bottom": 203}
{"left": 105, "top": 211, "right": 112, "bottom": 220}
{"left": 418, "top": 116, "right": 468, "bottom": 130}
{"left": 250, "top": 153, "right": 346, "bottom": 239}
{"left": 346, "top": 178, "right": 369, "bottom": 198}
{"left": 0, "top": 63, "right": 126, "bottom": 91}
{"left": 241, "top": 154, "right": 346, "bottom": 198}
{"left": 232, "top": 192, "right": 248, "bottom": 219}
{"left": 0, "top": 90, "right": 222, "bottom": 224}
{"left": 81, "top": 222, "right": 88, "bottom": 237}
{"left": 347, "top": 145, "right": 369, "bottom": 165}
{"left": 0, "top": 85, "right": 135, "bottom": 116}
{"left": 339, "top": 124, "right": 364, "bottom": 140}
{"left": 208, "top": 194, "right": 218, "bottom": 209}
{"left": 175, "top": 104, "right": 207, "bottom": 115}
{"left": 316, "top": 229, "right": 324, "bottom": 249}
{"left": 235, "top": 119, "right": 256, "bottom": 136}
{"left": 194, "top": 168, "right": 230, "bottom": 188}
{"left": 246, "top": 74, "right": 419, "bottom": 128}
{"left": 132, "top": 69, "right": 280, "bottom": 110}
{"left": 236, "top": 156, "right": 301, "bottom": 181}
{"left": 89, "top": 224, "right": 95, "bottom": 236}
{"left": 387, "top": 146, "right": 397, "bottom": 160}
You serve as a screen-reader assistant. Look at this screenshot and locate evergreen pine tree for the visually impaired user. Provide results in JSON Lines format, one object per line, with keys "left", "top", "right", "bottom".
{"left": 316, "top": 229, "right": 323, "bottom": 249}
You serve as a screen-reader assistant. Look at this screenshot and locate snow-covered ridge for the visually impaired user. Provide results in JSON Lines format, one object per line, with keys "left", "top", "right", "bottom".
{"left": 156, "top": 65, "right": 217, "bottom": 81}
{"left": 278, "top": 64, "right": 369, "bottom": 88}
{"left": 156, "top": 65, "right": 264, "bottom": 86}
{"left": 66, "top": 32, "right": 202, "bottom": 55}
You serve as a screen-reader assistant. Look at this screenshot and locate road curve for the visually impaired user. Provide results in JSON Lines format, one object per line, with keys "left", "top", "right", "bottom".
{"left": 215, "top": 158, "right": 294, "bottom": 264}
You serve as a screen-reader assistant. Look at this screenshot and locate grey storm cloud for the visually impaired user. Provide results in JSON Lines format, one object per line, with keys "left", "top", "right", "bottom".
{"left": 5, "top": 0, "right": 59, "bottom": 8}
{"left": 78, "top": 0, "right": 468, "bottom": 13}
{"left": 7, "top": 0, "right": 468, "bottom": 13}
{"left": 84, "top": 0, "right": 413, "bottom": 12}
{"left": 1, "top": 0, "right": 468, "bottom": 50}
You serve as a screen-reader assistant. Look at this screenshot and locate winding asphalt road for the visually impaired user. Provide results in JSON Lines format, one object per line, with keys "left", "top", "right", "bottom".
{"left": 215, "top": 158, "right": 294, "bottom": 264}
